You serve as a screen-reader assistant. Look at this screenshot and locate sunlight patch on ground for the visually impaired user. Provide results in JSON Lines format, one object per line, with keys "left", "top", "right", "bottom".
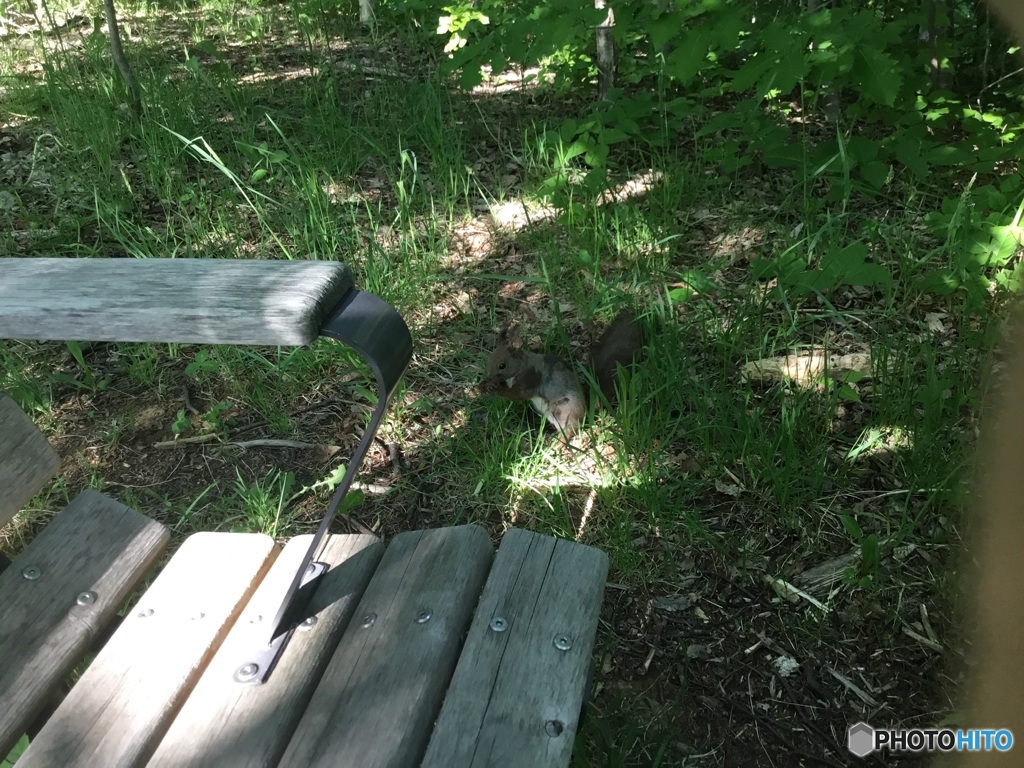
{"left": 742, "top": 350, "right": 877, "bottom": 387}
{"left": 847, "top": 426, "right": 913, "bottom": 461}
{"left": 321, "top": 178, "right": 383, "bottom": 206}
{"left": 487, "top": 198, "right": 558, "bottom": 231}
{"left": 597, "top": 169, "right": 663, "bottom": 206}
{"left": 237, "top": 67, "right": 311, "bottom": 86}
{"left": 577, "top": 487, "right": 598, "bottom": 541}
{"left": 470, "top": 66, "right": 553, "bottom": 95}
{"left": 489, "top": 170, "right": 662, "bottom": 233}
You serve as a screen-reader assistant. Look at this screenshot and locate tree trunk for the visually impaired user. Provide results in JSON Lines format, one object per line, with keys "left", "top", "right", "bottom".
{"left": 595, "top": 0, "right": 615, "bottom": 100}
{"left": 102, "top": 0, "right": 142, "bottom": 117}
{"left": 928, "top": 0, "right": 940, "bottom": 89}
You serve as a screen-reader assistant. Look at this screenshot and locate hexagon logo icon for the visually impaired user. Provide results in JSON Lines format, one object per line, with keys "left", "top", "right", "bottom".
{"left": 848, "top": 722, "right": 876, "bottom": 757}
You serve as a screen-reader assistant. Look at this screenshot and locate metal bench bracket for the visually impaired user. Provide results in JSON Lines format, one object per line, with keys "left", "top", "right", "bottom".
{"left": 235, "top": 288, "right": 412, "bottom": 684}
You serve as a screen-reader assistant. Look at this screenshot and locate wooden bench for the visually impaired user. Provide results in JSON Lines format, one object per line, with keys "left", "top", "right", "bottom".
{"left": 0, "top": 257, "right": 608, "bottom": 767}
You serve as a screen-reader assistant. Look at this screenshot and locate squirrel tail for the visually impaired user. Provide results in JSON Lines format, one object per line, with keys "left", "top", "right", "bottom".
{"left": 590, "top": 309, "right": 645, "bottom": 406}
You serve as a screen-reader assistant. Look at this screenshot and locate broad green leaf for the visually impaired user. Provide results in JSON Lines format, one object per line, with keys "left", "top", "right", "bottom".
{"left": 927, "top": 145, "right": 974, "bottom": 166}
{"left": 600, "top": 128, "right": 631, "bottom": 144}
{"left": 562, "top": 139, "right": 590, "bottom": 161}
{"left": 974, "top": 224, "right": 1023, "bottom": 266}
{"left": 859, "top": 161, "right": 890, "bottom": 190}
{"left": 667, "top": 31, "right": 708, "bottom": 84}
{"left": 836, "top": 384, "right": 862, "bottom": 402}
{"left": 839, "top": 513, "right": 862, "bottom": 539}
{"left": 650, "top": 14, "right": 682, "bottom": 52}
{"left": 816, "top": 243, "right": 892, "bottom": 288}
{"left": 846, "top": 136, "right": 879, "bottom": 163}
{"left": 893, "top": 137, "right": 929, "bottom": 176}
{"left": 853, "top": 46, "right": 902, "bottom": 107}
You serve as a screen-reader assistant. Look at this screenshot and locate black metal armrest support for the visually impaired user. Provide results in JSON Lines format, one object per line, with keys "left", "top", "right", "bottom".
{"left": 238, "top": 289, "right": 413, "bottom": 684}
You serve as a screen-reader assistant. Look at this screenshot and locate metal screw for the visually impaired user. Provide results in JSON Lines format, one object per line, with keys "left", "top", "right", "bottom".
{"left": 545, "top": 720, "right": 565, "bottom": 737}
{"left": 299, "top": 616, "right": 318, "bottom": 630}
{"left": 490, "top": 616, "right": 508, "bottom": 632}
{"left": 21, "top": 566, "right": 40, "bottom": 581}
{"left": 553, "top": 635, "right": 572, "bottom": 651}
{"left": 360, "top": 613, "right": 377, "bottom": 628}
{"left": 137, "top": 607, "right": 155, "bottom": 618}
{"left": 235, "top": 663, "right": 259, "bottom": 682}
{"left": 415, "top": 610, "right": 432, "bottom": 624}
{"left": 76, "top": 591, "right": 97, "bottom": 606}
{"left": 305, "top": 563, "right": 317, "bottom": 575}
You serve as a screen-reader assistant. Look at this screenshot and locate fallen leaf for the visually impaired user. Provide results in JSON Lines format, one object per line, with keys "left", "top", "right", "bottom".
{"left": 715, "top": 479, "right": 742, "bottom": 497}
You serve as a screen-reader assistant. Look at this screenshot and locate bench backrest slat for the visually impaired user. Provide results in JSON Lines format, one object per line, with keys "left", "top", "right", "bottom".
{"left": 0, "top": 259, "right": 355, "bottom": 345}
{"left": 0, "top": 393, "right": 60, "bottom": 530}
{"left": 17, "top": 532, "right": 276, "bottom": 767}
{"left": 0, "top": 490, "right": 169, "bottom": 757}
{"left": 148, "top": 533, "right": 384, "bottom": 768}
{"left": 281, "top": 525, "right": 493, "bottom": 768}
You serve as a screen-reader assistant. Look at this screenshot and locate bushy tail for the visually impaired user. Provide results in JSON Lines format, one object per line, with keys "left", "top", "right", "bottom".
{"left": 590, "top": 309, "right": 645, "bottom": 406}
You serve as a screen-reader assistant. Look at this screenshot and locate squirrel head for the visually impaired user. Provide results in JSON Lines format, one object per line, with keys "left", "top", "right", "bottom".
{"left": 481, "top": 325, "right": 527, "bottom": 395}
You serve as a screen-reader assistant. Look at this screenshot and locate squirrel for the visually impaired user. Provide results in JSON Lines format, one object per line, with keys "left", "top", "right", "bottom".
{"left": 481, "top": 309, "right": 644, "bottom": 437}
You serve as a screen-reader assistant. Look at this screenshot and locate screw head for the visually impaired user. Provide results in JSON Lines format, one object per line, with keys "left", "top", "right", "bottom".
{"left": 545, "top": 720, "right": 565, "bottom": 737}
{"left": 137, "top": 607, "right": 155, "bottom": 618}
{"left": 415, "top": 610, "right": 432, "bottom": 624}
{"left": 21, "top": 566, "right": 41, "bottom": 581}
{"left": 360, "top": 613, "right": 377, "bottom": 628}
{"left": 299, "top": 615, "right": 318, "bottom": 630}
{"left": 235, "top": 663, "right": 259, "bottom": 682}
{"left": 553, "top": 635, "right": 572, "bottom": 651}
{"left": 489, "top": 616, "right": 508, "bottom": 632}
{"left": 76, "top": 591, "right": 97, "bottom": 606}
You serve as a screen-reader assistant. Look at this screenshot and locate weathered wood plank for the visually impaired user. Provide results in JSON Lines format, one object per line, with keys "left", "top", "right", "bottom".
{"left": 17, "top": 531, "right": 276, "bottom": 768}
{"left": 280, "top": 525, "right": 493, "bottom": 768}
{"left": 0, "top": 392, "right": 60, "bottom": 529}
{"left": 148, "top": 533, "right": 384, "bottom": 768}
{"left": 421, "top": 529, "right": 609, "bottom": 768}
{"left": 0, "top": 490, "right": 169, "bottom": 757}
{"left": 0, "top": 258, "right": 354, "bottom": 346}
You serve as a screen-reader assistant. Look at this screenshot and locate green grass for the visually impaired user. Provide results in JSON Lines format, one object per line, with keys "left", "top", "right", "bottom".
{"left": 0, "top": 0, "right": 1012, "bottom": 763}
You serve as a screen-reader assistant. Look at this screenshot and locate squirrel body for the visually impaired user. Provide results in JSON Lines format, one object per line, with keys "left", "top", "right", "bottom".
{"left": 482, "top": 310, "right": 643, "bottom": 435}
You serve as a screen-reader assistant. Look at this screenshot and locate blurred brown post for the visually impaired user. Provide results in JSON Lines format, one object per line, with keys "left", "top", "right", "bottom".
{"left": 957, "top": 4, "right": 1024, "bottom": 762}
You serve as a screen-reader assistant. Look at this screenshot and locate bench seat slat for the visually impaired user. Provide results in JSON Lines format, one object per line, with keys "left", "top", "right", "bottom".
{"left": 0, "top": 489, "right": 169, "bottom": 756}
{"left": 0, "top": 258, "right": 355, "bottom": 346}
{"left": 281, "top": 525, "right": 493, "bottom": 768}
{"left": 18, "top": 531, "right": 276, "bottom": 768}
{"left": 148, "top": 533, "right": 384, "bottom": 768}
{"left": 421, "top": 529, "right": 609, "bottom": 768}
{"left": 0, "top": 393, "right": 60, "bottom": 530}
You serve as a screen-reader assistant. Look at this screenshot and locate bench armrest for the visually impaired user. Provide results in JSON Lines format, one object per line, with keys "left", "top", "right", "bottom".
{"left": 0, "top": 258, "right": 355, "bottom": 346}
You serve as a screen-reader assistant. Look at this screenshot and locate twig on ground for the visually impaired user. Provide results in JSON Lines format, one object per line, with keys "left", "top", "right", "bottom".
{"left": 902, "top": 624, "right": 943, "bottom": 652}
{"left": 153, "top": 433, "right": 220, "bottom": 448}
{"left": 229, "top": 439, "right": 317, "bottom": 450}
{"left": 824, "top": 666, "right": 880, "bottom": 708}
